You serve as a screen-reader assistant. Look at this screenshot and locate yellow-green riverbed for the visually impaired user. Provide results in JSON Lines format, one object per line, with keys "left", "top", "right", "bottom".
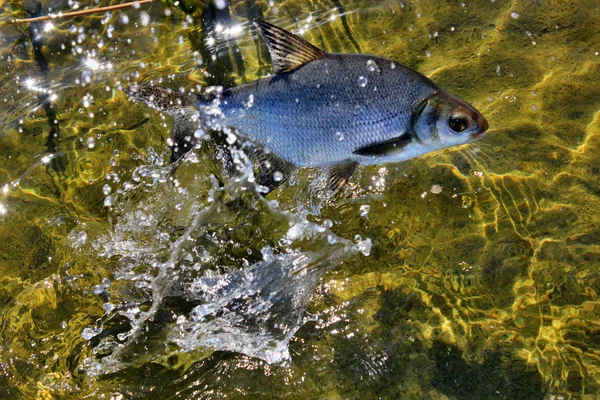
{"left": 0, "top": 0, "right": 599, "bottom": 398}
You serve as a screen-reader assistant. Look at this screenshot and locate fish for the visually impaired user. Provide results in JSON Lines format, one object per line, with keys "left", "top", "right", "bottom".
{"left": 125, "top": 19, "right": 488, "bottom": 196}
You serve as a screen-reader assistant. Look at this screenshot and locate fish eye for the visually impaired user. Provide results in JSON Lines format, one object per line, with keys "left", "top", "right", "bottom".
{"left": 448, "top": 114, "right": 469, "bottom": 133}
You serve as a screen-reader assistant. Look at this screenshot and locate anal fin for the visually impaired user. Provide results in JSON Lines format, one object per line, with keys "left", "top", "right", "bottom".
{"left": 310, "top": 159, "right": 358, "bottom": 201}
{"left": 250, "top": 149, "right": 296, "bottom": 193}
{"left": 327, "top": 160, "right": 358, "bottom": 195}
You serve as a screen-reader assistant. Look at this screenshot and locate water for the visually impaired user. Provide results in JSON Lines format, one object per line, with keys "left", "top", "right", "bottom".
{"left": 1, "top": 0, "right": 599, "bottom": 398}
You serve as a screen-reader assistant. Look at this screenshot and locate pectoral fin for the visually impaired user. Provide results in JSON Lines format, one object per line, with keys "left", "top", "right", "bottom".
{"left": 354, "top": 132, "right": 413, "bottom": 156}
{"left": 253, "top": 19, "right": 326, "bottom": 74}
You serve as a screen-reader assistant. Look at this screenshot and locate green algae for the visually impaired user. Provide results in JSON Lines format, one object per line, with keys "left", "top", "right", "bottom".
{"left": 0, "top": 0, "right": 600, "bottom": 398}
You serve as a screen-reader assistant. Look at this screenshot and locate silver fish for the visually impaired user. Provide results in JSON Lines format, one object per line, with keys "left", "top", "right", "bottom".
{"left": 127, "top": 20, "right": 488, "bottom": 194}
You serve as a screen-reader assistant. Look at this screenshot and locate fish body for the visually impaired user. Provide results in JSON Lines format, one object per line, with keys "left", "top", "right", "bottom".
{"left": 127, "top": 20, "right": 488, "bottom": 193}
{"left": 211, "top": 53, "right": 436, "bottom": 167}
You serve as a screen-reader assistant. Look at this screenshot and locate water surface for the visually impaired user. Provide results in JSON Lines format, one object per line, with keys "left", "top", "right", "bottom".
{"left": 1, "top": 0, "right": 599, "bottom": 398}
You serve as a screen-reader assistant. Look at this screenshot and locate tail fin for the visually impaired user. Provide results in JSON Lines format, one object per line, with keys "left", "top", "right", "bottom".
{"left": 124, "top": 84, "right": 195, "bottom": 115}
{"left": 124, "top": 84, "right": 199, "bottom": 162}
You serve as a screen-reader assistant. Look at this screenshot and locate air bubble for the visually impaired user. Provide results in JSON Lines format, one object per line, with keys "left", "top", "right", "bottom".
{"left": 357, "top": 76, "right": 368, "bottom": 87}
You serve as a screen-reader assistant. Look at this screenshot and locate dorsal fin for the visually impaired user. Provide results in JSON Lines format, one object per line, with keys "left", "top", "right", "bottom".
{"left": 253, "top": 19, "right": 326, "bottom": 74}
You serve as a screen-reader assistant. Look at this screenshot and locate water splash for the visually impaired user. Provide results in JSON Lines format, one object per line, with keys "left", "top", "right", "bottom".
{"left": 81, "top": 144, "right": 370, "bottom": 375}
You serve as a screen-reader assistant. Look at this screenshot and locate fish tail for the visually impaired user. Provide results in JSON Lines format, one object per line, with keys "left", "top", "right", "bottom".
{"left": 125, "top": 84, "right": 198, "bottom": 163}
{"left": 195, "top": 86, "right": 224, "bottom": 108}
{"left": 124, "top": 84, "right": 194, "bottom": 115}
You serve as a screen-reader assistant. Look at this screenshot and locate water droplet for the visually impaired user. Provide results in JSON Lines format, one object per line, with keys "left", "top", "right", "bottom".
{"left": 104, "top": 195, "right": 114, "bottom": 207}
{"left": 82, "top": 93, "right": 93, "bottom": 108}
{"left": 194, "top": 129, "right": 208, "bottom": 140}
{"left": 81, "top": 328, "right": 94, "bottom": 340}
{"left": 531, "top": 104, "right": 538, "bottom": 112}
{"left": 102, "top": 303, "right": 115, "bottom": 313}
{"left": 86, "top": 137, "right": 96, "bottom": 149}
{"left": 273, "top": 171, "right": 284, "bottom": 182}
{"left": 140, "top": 11, "right": 150, "bottom": 26}
{"left": 102, "top": 184, "right": 111, "bottom": 195}
{"left": 226, "top": 133, "right": 237, "bottom": 144}
{"left": 357, "top": 76, "right": 368, "bottom": 87}
{"left": 366, "top": 59, "right": 377, "bottom": 72}
{"left": 355, "top": 237, "right": 372, "bottom": 257}
{"left": 359, "top": 205, "right": 370, "bottom": 217}
{"left": 82, "top": 327, "right": 101, "bottom": 340}
{"left": 335, "top": 131, "right": 344, "bottom": 141}
{"left": 510, "top": 11, "right": 520, "bottom": 19}
{"left": 390, "top": 62, "right": 396, "bottom": 69}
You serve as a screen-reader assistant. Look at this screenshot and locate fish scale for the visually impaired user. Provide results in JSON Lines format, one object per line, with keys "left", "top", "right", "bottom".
{"left": 127, "top": 19, "right": 488, "bottom": 195}
{"left": 208, "top": 54, "right": 436, "bottom": 167}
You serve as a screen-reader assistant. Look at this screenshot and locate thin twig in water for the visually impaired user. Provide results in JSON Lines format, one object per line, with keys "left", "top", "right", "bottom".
{"left": 5, "top": 0, "right": 153, "bottom": 25}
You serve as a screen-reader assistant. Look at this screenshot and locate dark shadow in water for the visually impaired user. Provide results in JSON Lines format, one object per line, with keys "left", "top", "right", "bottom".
{"left": 430, "top": 341, "right": 544, "bottom": 399}
{"left": 242, "top": 0, "right": 271, "bottom": 77}
{"left": 26, "top": 1, "right": 64, "bottom": 174}
{"left": 331, "top": 0, "right": 362, "bottom": 53}
{"left": 187, "top": 2, "right": 247, "bottom": 88}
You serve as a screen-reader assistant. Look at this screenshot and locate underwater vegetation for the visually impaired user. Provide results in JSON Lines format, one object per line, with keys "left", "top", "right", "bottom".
{"left": 0, "top": 0, "right": 599, "bottom": 398}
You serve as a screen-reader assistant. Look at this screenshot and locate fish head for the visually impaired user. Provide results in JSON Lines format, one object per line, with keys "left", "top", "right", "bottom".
{"left": 413, "top": 89, "right": 488, "bottom": 150}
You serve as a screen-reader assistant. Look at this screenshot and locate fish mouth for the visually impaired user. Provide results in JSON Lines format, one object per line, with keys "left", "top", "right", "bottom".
{"left": 479, "top": 115, "right": 489, "bottom": 132}
{"left": 471, "top": 130, "right": 487, "bottom": 140}
{"left": 469, "top": 115, "right": 489, "bottom": 141}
